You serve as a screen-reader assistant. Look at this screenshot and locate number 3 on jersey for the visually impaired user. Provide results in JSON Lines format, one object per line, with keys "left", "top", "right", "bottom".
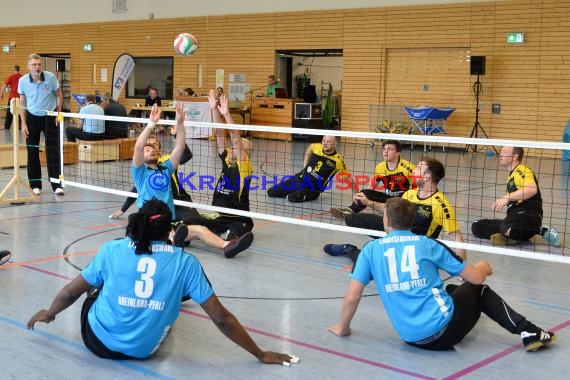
{"left": 383, "top": 245, "right": 420, "bottom": 283}
{"left": 314, "top": 161, "right": 323, "bottom": 173}
{"left": 135, "top": 257, "right": 157, "bottom": 298}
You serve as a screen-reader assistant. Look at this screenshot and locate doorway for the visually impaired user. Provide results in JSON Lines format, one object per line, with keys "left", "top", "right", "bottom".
{"left": 40, "top": 54, "right": 71, "bottom": 112}
{"left": 275, "top": 49, "right": 343, "bottom": 102}
{"left": 275, "top": 49, "right": 343, "bottom": 127}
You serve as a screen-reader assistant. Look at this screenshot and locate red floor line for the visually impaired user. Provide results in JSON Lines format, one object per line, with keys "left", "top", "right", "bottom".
{"left": 26, "top": 258, "right": 567, "bottom": 379}
{"left": 442, "top": 319, "right": 570, "bottom": 380}
{"left": 22, "top": 265, "right": 75, "bottom": 281}
{"left": 0, "top": 250, "right": 96, "bottom": 269}
{"left": 86, "top": 222, "right": 127, "bottom": 230}
{"left": 180, "top": 308, "right": 435, "bottom": 380}
{"left": 231, "top": 212, "right": 330, "bottom": 228}
{"left": 0, "top": 205, "right": 119, "bottom": 223}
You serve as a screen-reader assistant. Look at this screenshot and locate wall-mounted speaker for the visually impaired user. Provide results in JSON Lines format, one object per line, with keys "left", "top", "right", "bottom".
{"left": 470, "top": 56, "right": 486, "bottom": 76}
{"left": 56, "top": 59, "right": 66, "bottom": 72}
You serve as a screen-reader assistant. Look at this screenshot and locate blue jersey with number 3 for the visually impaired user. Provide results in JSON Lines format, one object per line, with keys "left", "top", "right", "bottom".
{"left": 82, "top": 238, "right": 214, "bottom": 358}
{"left": 351, "top": 230, "right": 466, "bottom": 342}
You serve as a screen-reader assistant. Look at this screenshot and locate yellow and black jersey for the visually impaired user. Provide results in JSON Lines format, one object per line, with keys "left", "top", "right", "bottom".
{"left": 402, "top": 189, "right": 460, "bottom": 239}
{"left": 506, "top": 163, "right": 542, "bottom": 216}
{"left": 373, "top": 158, "right": 416, "bottom": 197}
{"left": 212, "top": 148, "right": 253, "bottom": 211}
{"left": 301, "top": 143, "right": 348, "bottom": 188}
{"left": 158, "top": 152, "right": 192, "bottom": 201}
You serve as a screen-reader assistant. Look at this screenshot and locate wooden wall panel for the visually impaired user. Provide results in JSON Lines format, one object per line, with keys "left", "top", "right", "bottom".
{"left": 2, "top": 0, "right": 570, "bottom": 143}
{"left": 384, "top": 48, "right": 473, "bottom": 137}
{"left": 342, "top": 8, "right": 386, "bottom": 132}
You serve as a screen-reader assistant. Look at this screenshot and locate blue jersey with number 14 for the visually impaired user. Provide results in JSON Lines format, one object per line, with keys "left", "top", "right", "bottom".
{"left": 82, "top": 238, "right": 214, "bottom": 358}
{"left": 351, "top": 230, "right": 465, "bottom": 343}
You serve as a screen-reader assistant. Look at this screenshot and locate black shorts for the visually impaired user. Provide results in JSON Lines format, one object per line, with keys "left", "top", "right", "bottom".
{"left": 80, "top": 290, "right": 137, "bottom": 360}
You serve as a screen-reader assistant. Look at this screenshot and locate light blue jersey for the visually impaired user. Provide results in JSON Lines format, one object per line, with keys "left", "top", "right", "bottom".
{"left": 132, "top": 160, "right": 176, "bottom": 218}
{"left": 351, "top": 230, "right": 466, "bottom": 343}
{"left": 82, "top": 238, "right": 214, "bottom": 358}
{"left": 17, "top": 71, "right": 59, "bottom": 116}
{"left": 80, "top": 103, "right": 105, "bottom": 134}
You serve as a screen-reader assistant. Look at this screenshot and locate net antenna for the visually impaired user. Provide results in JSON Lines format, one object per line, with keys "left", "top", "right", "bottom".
{"left": 465, "top": 56, "right": 498, "bottom": 154}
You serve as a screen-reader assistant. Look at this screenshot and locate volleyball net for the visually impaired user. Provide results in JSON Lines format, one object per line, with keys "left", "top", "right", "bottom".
{"left": 2, "top": 105, "right": 569, "bottom": 264}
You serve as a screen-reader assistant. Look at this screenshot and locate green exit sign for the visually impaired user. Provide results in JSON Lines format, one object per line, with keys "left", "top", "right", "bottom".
{"left": 507, "top": 32, "right": 525, "bottom": 44}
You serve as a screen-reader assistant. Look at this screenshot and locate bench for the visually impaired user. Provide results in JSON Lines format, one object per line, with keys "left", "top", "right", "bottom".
{"left": 0, "top": 144, "right": 27, "bottom": 168}
{"left": 77, "top": 139, "right": 120, "bottom": 162}
{"left": 40, "top": 141, "right": 79, "bottom": 166}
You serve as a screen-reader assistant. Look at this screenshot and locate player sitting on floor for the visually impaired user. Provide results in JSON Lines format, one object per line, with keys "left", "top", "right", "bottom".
{"left": 329, "top": 197, "right": 556, "bottom": 353}
{"left": 173, "top": 90, "right": 254, "bottom": 246}
{"left": 330, "top": 140, "right": 415, "bottom": 218}
{"left": 324, "top": 158, "right": 466, "bottom": 261}
{"left": 471, "top": 146, "right": 563, "bottom": 247}
{"left": 27, "top": 198, "right": 299, "bottom": 364}
{"left": 267, "top": 135, "right": 349, "bottom": 203}
{"left": 132, "top": 104, "right": 252, "bottom": 258}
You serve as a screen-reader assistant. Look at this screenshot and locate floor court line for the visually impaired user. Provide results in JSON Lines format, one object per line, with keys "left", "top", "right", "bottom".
{"left": 252, "top": 211, "right": 334, "bottom": 228}
{"left": 0, "top": 315, "right": 174, "bottom": 380}
{"left": 86, "top": 222, "right": 127, "bottom": 230}
{"left": 247, "top": 245, "right": 350, "bottom": 269}
{"left": 22, "top": 264, "right": 75, "bottom": 281}
{"left": 19, "top": 260, "right": 427, "bottom": 378}
{"left": 11, "top": 225, "right": 565, "bottom": 378}
{"left": 0, "top": 209, "right": 100, "bottom": 223}
{"left": 442, "top": 318, "right": 570, "bottom": 380}
{"left": 524, "top": 299, "right": 570, "bottom": 313}
{"left": 179, "top": 309, "right": 436, "bottom": 380}
{"left": 0, "top": 250, "right": 96, "bottom": 270}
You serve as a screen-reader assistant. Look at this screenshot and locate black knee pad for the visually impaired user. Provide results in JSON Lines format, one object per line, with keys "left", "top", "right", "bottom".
{"left": 471, "top": 220, "right": 484, "bottom": 238}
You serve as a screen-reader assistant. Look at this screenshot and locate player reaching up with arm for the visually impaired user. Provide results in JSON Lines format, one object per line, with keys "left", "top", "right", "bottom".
{"left": 131, "top": 105, "right": 252, "bottom": 258}
{"left": 172, "top": 90, "right": 255, "bottom": 249}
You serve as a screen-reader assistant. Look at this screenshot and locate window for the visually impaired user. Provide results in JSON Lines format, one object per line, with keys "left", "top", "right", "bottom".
{"left": 126, "top": 57, "right": 173, "bottom": 100}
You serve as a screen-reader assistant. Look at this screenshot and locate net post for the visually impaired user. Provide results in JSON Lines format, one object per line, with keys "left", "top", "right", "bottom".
{"left": 0, "top": 98, "right": 36, "bottom": 204}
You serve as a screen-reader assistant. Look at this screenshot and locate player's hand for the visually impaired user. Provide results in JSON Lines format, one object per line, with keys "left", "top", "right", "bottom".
{"left": 207, "top": 89, "right": 218, "bottom": 110}
{"left": 353, "top": 192, "right": 370, "bottom": 206}
{"left": 218, "top": 94, "right": 229, "bottom": 116}
{"left": 108, "top": 210, "right": 124, "bottom": 219}
{"left": 175, "top": 102, "right": 186, "bottom": 123}
{"left": 21, "top": 123, "right": 29, "bottom": 137}
{"left": 475, "top": 260, "right": 493, "bottom": 276}
{"left": 257, "top": 351, "right": 300, "bottom": 366}
{"left": 149, "top": 104, "right": 161, "bottom": 123}
{"left": 328, "top": 323, "right": 351, "bottom": 337}
{"left": 27, "top": 309, "right": 55, "bottom": 330}
{"left": 493, "top": 197, "right": 509, "bottom": 212}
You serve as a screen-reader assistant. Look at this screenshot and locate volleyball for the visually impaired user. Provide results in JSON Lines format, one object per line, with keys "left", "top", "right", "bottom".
{"left": 173, "top": 33, "right": 198, "bottom": 56}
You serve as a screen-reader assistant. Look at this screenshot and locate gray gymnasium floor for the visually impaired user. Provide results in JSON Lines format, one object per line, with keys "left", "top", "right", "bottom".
{"left": 1, "top": 130, "right": 568, "bottom": 379}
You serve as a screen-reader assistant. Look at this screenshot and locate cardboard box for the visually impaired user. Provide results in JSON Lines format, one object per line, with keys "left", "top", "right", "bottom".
{"left": 40, "top": 141, "right": 79, "bottom": 166}
{"left": 78, "top": 140, "right": 120, "bottom": 162}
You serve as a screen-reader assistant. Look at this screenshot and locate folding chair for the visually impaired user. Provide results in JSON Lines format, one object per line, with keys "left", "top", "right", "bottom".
{"left": 404, "top": 106, "right": 455, "bottom": 152}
